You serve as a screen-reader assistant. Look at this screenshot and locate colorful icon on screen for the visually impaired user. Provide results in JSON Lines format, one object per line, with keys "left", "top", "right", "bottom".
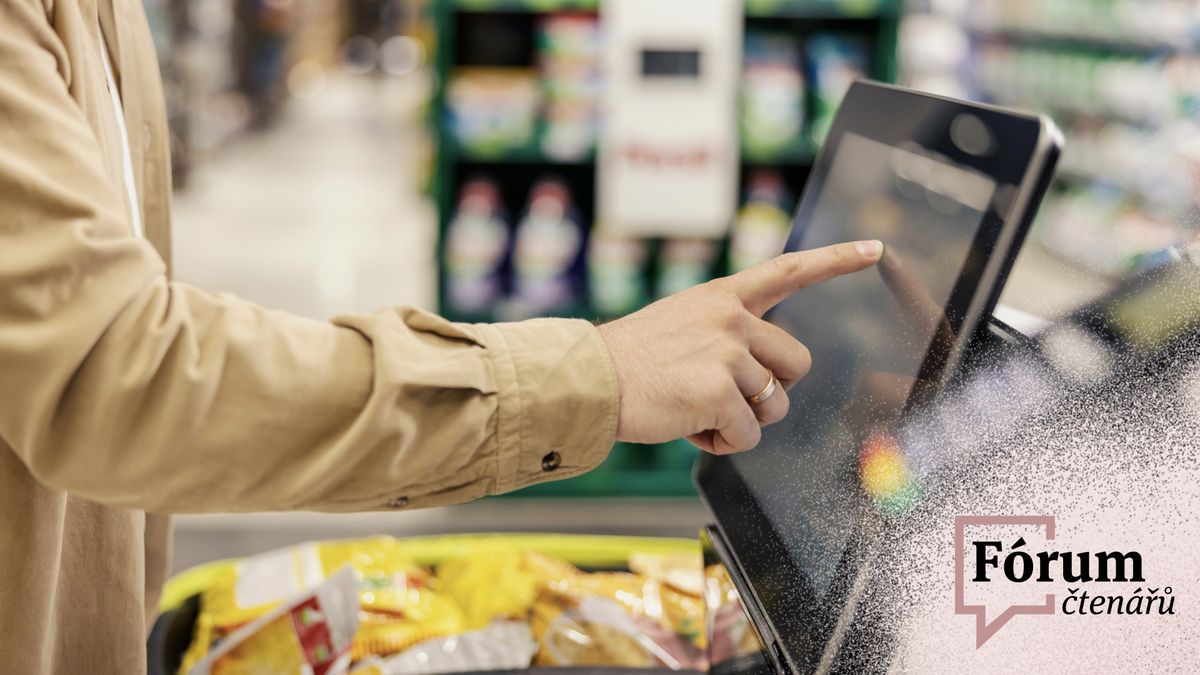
{"left": 858, "top": 433, "right": 921, "bottom": 516}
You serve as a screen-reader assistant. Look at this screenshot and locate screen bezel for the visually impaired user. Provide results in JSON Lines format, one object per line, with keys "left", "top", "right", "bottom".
{"left": 696, "top": 80, "right": 1060, "bottom": 672}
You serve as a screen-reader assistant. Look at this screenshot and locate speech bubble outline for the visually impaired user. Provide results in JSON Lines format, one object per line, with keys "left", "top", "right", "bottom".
{"left": 954, "top": 515, "right": 1057, "bottom": 648}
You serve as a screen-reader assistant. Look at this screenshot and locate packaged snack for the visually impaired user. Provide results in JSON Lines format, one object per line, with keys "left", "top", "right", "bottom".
{"left": 703, "top": 563, "right": 762, "bottom": 664}
{"left": 629, "top": 550, "right": 705, "bottom": 596}
{"left": 347, "top": 660, "right": 384, "bottom": 675}
{"left": 435, "top": 545, "right": 539, "bottom": 629}
{"left": 531, "top": 572, "right": 706, "bottom": 669}
{"left": 182, "top": 538, "right": 466, "bottom": 672}
{"left": 187, "top": 566, "right": 359, "bottom": 675}
{"left": 523, "top": 549, "right": 584, "bottom": 587}
{"left": 374, "top": 620, "right": 537, "bottom": 674}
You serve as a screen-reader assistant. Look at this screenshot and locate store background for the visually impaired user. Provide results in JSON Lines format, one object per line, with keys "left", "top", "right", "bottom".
{"left": 160, "top": 0, "right": 1200, "bottom": 573}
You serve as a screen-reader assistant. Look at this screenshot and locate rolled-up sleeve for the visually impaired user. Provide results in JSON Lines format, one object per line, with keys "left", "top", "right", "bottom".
{"left": 0, "top": 0, "right": 618, "bottom": 514}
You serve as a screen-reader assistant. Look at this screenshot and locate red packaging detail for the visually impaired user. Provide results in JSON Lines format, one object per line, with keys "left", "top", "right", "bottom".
{"left": 288, "top": 597, "right": 339, "bottom": 674}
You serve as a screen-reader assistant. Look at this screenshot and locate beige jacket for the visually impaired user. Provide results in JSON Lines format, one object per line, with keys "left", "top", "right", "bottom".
{"left": 0, "top": 1, "right": 619, "bottom": 671}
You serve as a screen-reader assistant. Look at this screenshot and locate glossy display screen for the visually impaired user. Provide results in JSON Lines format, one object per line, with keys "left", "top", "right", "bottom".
{"left": 730, "top": 131, "right": 995, "bottom": 596}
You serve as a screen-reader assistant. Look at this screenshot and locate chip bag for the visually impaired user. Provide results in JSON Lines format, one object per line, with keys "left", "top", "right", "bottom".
{"left": 186, "top": 566, "right": 359, "bottom": 675}
{"left": 181, "top": 538, "right": 465, "bottom": 672}
{"left": 704, "top": 563, "right": 762, "bottom": 663}
{"left": 531, "top": 571, "right": 705, "bottom": 669}
{"left": 435, "top": 545, "right": 539, "bottom": 629}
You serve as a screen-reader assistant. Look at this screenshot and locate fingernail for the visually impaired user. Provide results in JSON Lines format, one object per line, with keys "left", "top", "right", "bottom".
{"left": 856, "top": 240, "right": 884, "bottom": 261}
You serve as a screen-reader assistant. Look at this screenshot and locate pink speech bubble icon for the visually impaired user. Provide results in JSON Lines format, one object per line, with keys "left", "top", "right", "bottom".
{"left": 954, "top": 515, "right": 1057, "bottom": 648}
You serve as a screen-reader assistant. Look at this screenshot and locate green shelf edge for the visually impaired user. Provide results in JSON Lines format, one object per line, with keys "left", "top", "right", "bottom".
{"left": 450, "top": 0, "right": 897, "bottom": 19}
{"left": 498, "top": 440, "right": 700, "bottom": 498}
{"left": 448, "top": 142, "right": 817, "bottom": 166}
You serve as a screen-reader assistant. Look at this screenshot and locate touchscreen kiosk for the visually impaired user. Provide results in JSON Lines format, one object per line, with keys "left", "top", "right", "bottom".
{"left": 696, "top": 81, "right": 1061, "bottom": 673}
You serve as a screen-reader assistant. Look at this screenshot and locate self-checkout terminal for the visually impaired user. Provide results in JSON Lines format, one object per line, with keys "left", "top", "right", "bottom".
{"left": 699, "top": 248, "right": 1200, "bottom": 674}
{"left": 685, "top": 76, "right": 1200, "bottom": 673}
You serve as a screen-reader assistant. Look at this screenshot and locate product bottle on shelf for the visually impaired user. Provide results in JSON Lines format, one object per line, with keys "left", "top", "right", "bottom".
{"left": 588, "top": 229, "right": 649, "bottom": 317}
{"left": 729, "top": 169, "right": 794, "bottom": 273}
{"left": 656, "top": 238, "right": 720, "bottom": 299}
{"left": 445, "top": 178, "right": 511, "bottom": 318}
{"left": 538, "top": 12, "right": 602, "bottom": 161}
{"left": 507, "top": 178, "right": 587, "bottom": 319}
{"left": 447, "top": 68, "right": 541, "bottom": 155}
{"left": 741, "top": 31, "right": 806, "bottom": 159}
{"left": 806, "top": 34, "right": 870, "bottom": 144}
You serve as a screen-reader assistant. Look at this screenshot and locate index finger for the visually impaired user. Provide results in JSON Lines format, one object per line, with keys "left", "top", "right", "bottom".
{"left": 730, "top": 240, "right": 884, "bottom": 316}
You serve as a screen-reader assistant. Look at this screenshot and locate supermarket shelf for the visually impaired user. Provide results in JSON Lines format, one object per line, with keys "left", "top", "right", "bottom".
{"left": 744, "top": 0, "right": 898, "bottom": 19}
{"left": 966, "top": 25, "right": 1192, "bottom": 54}
{"left": 448, "top": 140, "right": 819, "bottom": 166}
{"left": 742, "top": 136, "right": 820, "bottom": 164}
{"left": 447, "top": 138, "right": 595, "bottom": 165}
{"left": 452, "top": 0, "right": 597, "bottom": 11}
{"left": 450, "top": 0, "right": 896, "bottom": 19}
{"left": 1053, "top": 167, "right": 1189, "bottom": 211}
{"left": 971, "top": 85, "right": 1165, "bottom": 127}
{"left": 431, "top": 0, "right": 898, "bottom": 498}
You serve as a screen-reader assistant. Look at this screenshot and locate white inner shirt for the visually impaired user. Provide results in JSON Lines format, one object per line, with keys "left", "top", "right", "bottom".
{"left": 99, "top": 37, "right": 145, "bottom": 240}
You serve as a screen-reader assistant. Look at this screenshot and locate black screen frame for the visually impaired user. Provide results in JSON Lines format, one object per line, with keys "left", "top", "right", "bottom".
{"left": 696, "top": 80, "right": 1061, "bottom": 672}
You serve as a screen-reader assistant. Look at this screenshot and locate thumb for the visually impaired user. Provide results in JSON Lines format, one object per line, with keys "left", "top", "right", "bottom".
{"left": 731, "top": 240, "right": 883, "bottom": 316}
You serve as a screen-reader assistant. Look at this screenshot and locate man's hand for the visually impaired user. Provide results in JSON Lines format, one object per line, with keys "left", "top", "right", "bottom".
{"left": 597, "top": 240, "right": 883, "bottom": 454}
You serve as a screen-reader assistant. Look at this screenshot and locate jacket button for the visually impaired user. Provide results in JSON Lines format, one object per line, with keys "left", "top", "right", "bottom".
{"left": 541, "top": 452, "right": 561, "bottom": 472}
{"left": 388, "top": 496, "right": 409, "bottom": 508}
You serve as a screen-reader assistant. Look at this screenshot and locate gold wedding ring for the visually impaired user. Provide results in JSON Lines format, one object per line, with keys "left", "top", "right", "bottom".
{"left": 747, "top": 373, "right": 779, "bottom": 405}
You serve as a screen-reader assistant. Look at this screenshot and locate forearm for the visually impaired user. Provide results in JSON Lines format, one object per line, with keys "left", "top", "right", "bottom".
{"left": 8, "top": 273, "right": 619, "bottom": 513}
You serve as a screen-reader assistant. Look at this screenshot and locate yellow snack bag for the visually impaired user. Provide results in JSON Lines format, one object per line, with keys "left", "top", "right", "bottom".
{"left": 704, "top": 563, "right": 762, "bottom": 662}
{"left": 628, "top": 551, "right": 706, "bottom": 647}
{"left": 629, "top": 551, "right": 704, "bottom": 596}
{"left": 181, "top": 538, "right": 466, "bottom": 672}
{"left": 523, "top": 549, "right": 583, "bottom": 586}
{"left": 435, "top": 544, "right": 539, "bottom": 629}
{"left": 532, "top": 572, "right": 705, "bottom": 669}
{"left": 187, "top": 566, "right": 359, "bottom": 675}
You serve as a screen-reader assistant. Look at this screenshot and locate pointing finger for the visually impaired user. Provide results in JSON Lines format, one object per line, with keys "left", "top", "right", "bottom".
{"left": 730, "top": 240, "right": 883, "bottom": 316}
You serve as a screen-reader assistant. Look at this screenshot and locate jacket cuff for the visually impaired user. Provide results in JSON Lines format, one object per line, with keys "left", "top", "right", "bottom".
{"left": 469, "top": 318, "right": 620, "bottom": 494}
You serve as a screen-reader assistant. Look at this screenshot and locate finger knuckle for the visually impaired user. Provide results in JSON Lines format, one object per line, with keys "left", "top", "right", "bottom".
{"left": 709, "top": 381, "right": 735, "bottom": 408}
{"left": 718, "top": 299, "right": 746, "bottom": 331}
{"left": 773, "top": 253, "right": 802, "bottom": 278}
{"left": 703, "top": 277, "right": 729, "bottom": 295}
{"left": 722, "top": 345, "right": 745, "bottom": 368}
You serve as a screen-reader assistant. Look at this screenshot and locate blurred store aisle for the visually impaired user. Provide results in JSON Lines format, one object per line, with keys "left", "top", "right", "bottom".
{"left": 172, "top": 72, "right": 436, "bottom": 319}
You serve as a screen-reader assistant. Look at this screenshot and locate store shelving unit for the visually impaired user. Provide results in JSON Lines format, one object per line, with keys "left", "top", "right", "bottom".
{"left": 428, "top": 0, "right": 899, "bottom": 497}
{"left": 901, "top": 0, "right": 1200, "bottom": 282}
